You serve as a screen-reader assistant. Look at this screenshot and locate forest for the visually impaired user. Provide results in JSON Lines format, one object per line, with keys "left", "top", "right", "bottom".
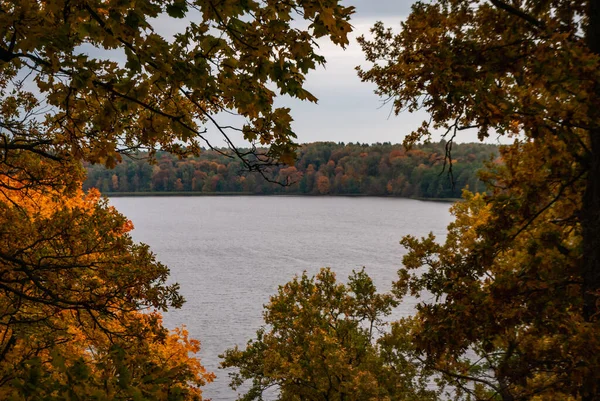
{"left": 84, "top": 141, "right": 498, "bottom": 198}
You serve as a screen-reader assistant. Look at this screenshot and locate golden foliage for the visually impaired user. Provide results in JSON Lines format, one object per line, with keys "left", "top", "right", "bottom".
{"left": 359, "top": 1, "right": 600, "bottom": 400}
{"left": 0, "top": 168, "right": 213, "bottom": 399}
{"left": 0, "top": 0, "right": 356, "bottom": 398}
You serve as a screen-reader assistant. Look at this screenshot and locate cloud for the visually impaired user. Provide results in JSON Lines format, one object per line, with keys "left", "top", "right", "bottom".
{"left": 345, "top": 0, "right": 414, "bottom": 18}
{"left": 277, "top": 11, "right": 415, "bottom": 146}
{"left": 146, "top": 2, "right": 420, "bottom": 146}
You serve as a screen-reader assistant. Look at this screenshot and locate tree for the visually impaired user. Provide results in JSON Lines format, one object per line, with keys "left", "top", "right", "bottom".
{"left": 0, "top": 181, "right": 214, "bottom": 399}
{"left": 316, "top": 174, "right": 331, "bottom": 194}
{"left": 1, "top": 0, "right": 354, "bottom": 398}
{"left": 358, "top": 1, "right": 600, "bottom": 400}
{"left": 221, "top": 268, "right": 437, "bottom": 401}
{"left": 1, "top": 0, "right": 353, "bottom": 172}
{"left": 83, "top": 142, "right": 495, "bottom": 197}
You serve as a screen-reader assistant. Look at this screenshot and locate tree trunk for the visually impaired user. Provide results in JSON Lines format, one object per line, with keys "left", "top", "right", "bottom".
{"left": 582, "top": 130, "right": 600, "bottom": 401}
{"left": 582, "top": 2, "right": 600, "bottom": 400}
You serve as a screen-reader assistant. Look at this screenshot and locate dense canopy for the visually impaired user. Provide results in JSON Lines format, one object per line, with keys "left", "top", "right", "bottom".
{"left": 0, "top": 0, "right": 354, "bottom": 398}
{"left": 1, "top": 0, "right": 353, "bottom": 169}
{"left": 357, "top": 1, "right": 600, "bottom": 400}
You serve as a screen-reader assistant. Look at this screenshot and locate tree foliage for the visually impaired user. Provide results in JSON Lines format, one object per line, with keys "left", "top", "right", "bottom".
{"left": 357, "top": 1, "right": 600, "bottom": 400}
{"left": 0, "top": 181, "right": 214, "bottom": 400}
{"left": 221, "top": 268, "right": 437, "bottom": 401}
{"left": 1, "top": 0, "right": 353, "bottom": 170}
{"left": 1, "top": 0, "right": 354, "bottom": 398}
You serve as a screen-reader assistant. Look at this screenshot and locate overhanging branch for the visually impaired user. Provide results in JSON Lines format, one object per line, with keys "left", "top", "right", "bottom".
{"left": 489, "top": 0, "right": 545, "bottom": 29}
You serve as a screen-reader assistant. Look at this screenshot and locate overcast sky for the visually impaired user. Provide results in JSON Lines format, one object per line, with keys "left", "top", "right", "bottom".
{"left": 204, "top": 0, "right": 421, "bottom": 148}
{"left": 209, "top": 0, "right": 497, "bottom": 148}
{"left": 150, "top": 1, "right": 501, "bottom": 148}
{"left": 273, "top": 0, "right": 416, "bottom": 146}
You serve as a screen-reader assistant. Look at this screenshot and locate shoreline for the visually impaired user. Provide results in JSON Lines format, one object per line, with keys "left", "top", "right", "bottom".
{"left": 101, "top": 191, "right": 461, "bottom": 203}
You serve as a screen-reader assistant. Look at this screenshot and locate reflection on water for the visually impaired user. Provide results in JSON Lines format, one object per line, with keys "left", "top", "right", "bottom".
{"left": 109, "top": 196, "right": 454, "bottom": 400}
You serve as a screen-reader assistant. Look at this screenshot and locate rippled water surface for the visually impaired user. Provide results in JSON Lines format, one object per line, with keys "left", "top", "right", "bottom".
{"left": 109, "top": 196, "right": 454, "bottom": 400}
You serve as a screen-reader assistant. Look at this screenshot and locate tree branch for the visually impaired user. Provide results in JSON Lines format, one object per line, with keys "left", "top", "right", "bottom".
{"left": 489, "top": 0, "right": 545, "bottom": 29}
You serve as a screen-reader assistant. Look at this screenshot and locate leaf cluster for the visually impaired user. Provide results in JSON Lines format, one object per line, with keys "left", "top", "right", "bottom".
{"left": 221, "top": 268, "right": 437, "bottom": 401}
{"left": 1, "top": 0, "right": 354, "bottom": 171}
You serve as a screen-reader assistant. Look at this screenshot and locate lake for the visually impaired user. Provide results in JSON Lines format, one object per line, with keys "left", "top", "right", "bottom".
{"left": 109, "top": 196, "right": 454, "bottom": 400}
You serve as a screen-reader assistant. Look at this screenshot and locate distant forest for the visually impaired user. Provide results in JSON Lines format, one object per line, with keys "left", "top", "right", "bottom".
{"left": 83, "top": 141, "right": 499, "bottom": 199}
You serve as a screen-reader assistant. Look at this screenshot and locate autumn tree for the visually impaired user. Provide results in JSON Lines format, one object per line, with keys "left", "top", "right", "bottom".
{"left": 1, "top": 0, "right": 353, "bottom": 171}
{"left": 221, "top": 268, "right": 437, "bottom": 401}
{"left": 0, "top": 179, "right": 214, "bottom": 400}
{"left": 0, "top": 0, "right": 354, "bottom": 398}
{"left": 84, "top": 142, "right": 494, "bottom": 197}
{"left": 316, "top": 174, "right": 331, "bottom": 194}
{"left": 358, "top": 1, "right": 600, "bottom": 400}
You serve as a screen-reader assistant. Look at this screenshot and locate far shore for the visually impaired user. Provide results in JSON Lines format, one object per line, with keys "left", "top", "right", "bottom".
{"left": 101, "top": 191, "right": 461, "bottom": 202}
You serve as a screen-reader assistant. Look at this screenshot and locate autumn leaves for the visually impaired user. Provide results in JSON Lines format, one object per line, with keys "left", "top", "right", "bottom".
{"left": 0, "top": 0, "right": 355, "bottom": 399}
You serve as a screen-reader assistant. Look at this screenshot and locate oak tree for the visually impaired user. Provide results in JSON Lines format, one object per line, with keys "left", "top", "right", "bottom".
{"left": 1, "top": 0, "right": 354, "bottom": 398}
{"left": 221, "top": 268, "right": 437, "bottom": 401}
{"left": 1, "top": 0, "right": 354, "bottom": 171}
{"left": 0, "top": 181, "right": 214, "bottom": 400}
{"left": 359, "top": 1, "right": 600, "bottom": 400}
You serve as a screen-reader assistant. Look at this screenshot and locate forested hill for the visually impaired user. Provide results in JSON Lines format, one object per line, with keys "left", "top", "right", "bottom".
{"left": 83, "top": 141, "right": 499, "bottom": 199}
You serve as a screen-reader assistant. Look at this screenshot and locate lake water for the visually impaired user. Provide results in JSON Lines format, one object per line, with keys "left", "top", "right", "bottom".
{"left": 109, "top": 196, "right": 454, "bottom": 400}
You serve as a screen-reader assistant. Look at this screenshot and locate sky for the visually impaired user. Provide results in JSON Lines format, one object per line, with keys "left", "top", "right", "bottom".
{"left": 149, "top": 1, "right": 502, "bottom": 149}
{"left": 274, "top": 0, "right": 418, "bottom": 146}
{"left": 25, "top": 1, "right": 504, "bottom": 149}
{"left": 201, "top": 0, "right": 496, "bottom": 148}
{"left": 208, "top": 0, "right": 427, "bottom": 148}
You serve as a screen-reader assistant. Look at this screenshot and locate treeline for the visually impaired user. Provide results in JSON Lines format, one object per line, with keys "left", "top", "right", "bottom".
{"left": 83, "top": 141, "right": 499, "bottom": 198}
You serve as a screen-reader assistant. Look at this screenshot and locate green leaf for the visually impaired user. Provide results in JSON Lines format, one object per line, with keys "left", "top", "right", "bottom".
{"left": 166, "top": 1, "right": 188, "bottom": 18}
